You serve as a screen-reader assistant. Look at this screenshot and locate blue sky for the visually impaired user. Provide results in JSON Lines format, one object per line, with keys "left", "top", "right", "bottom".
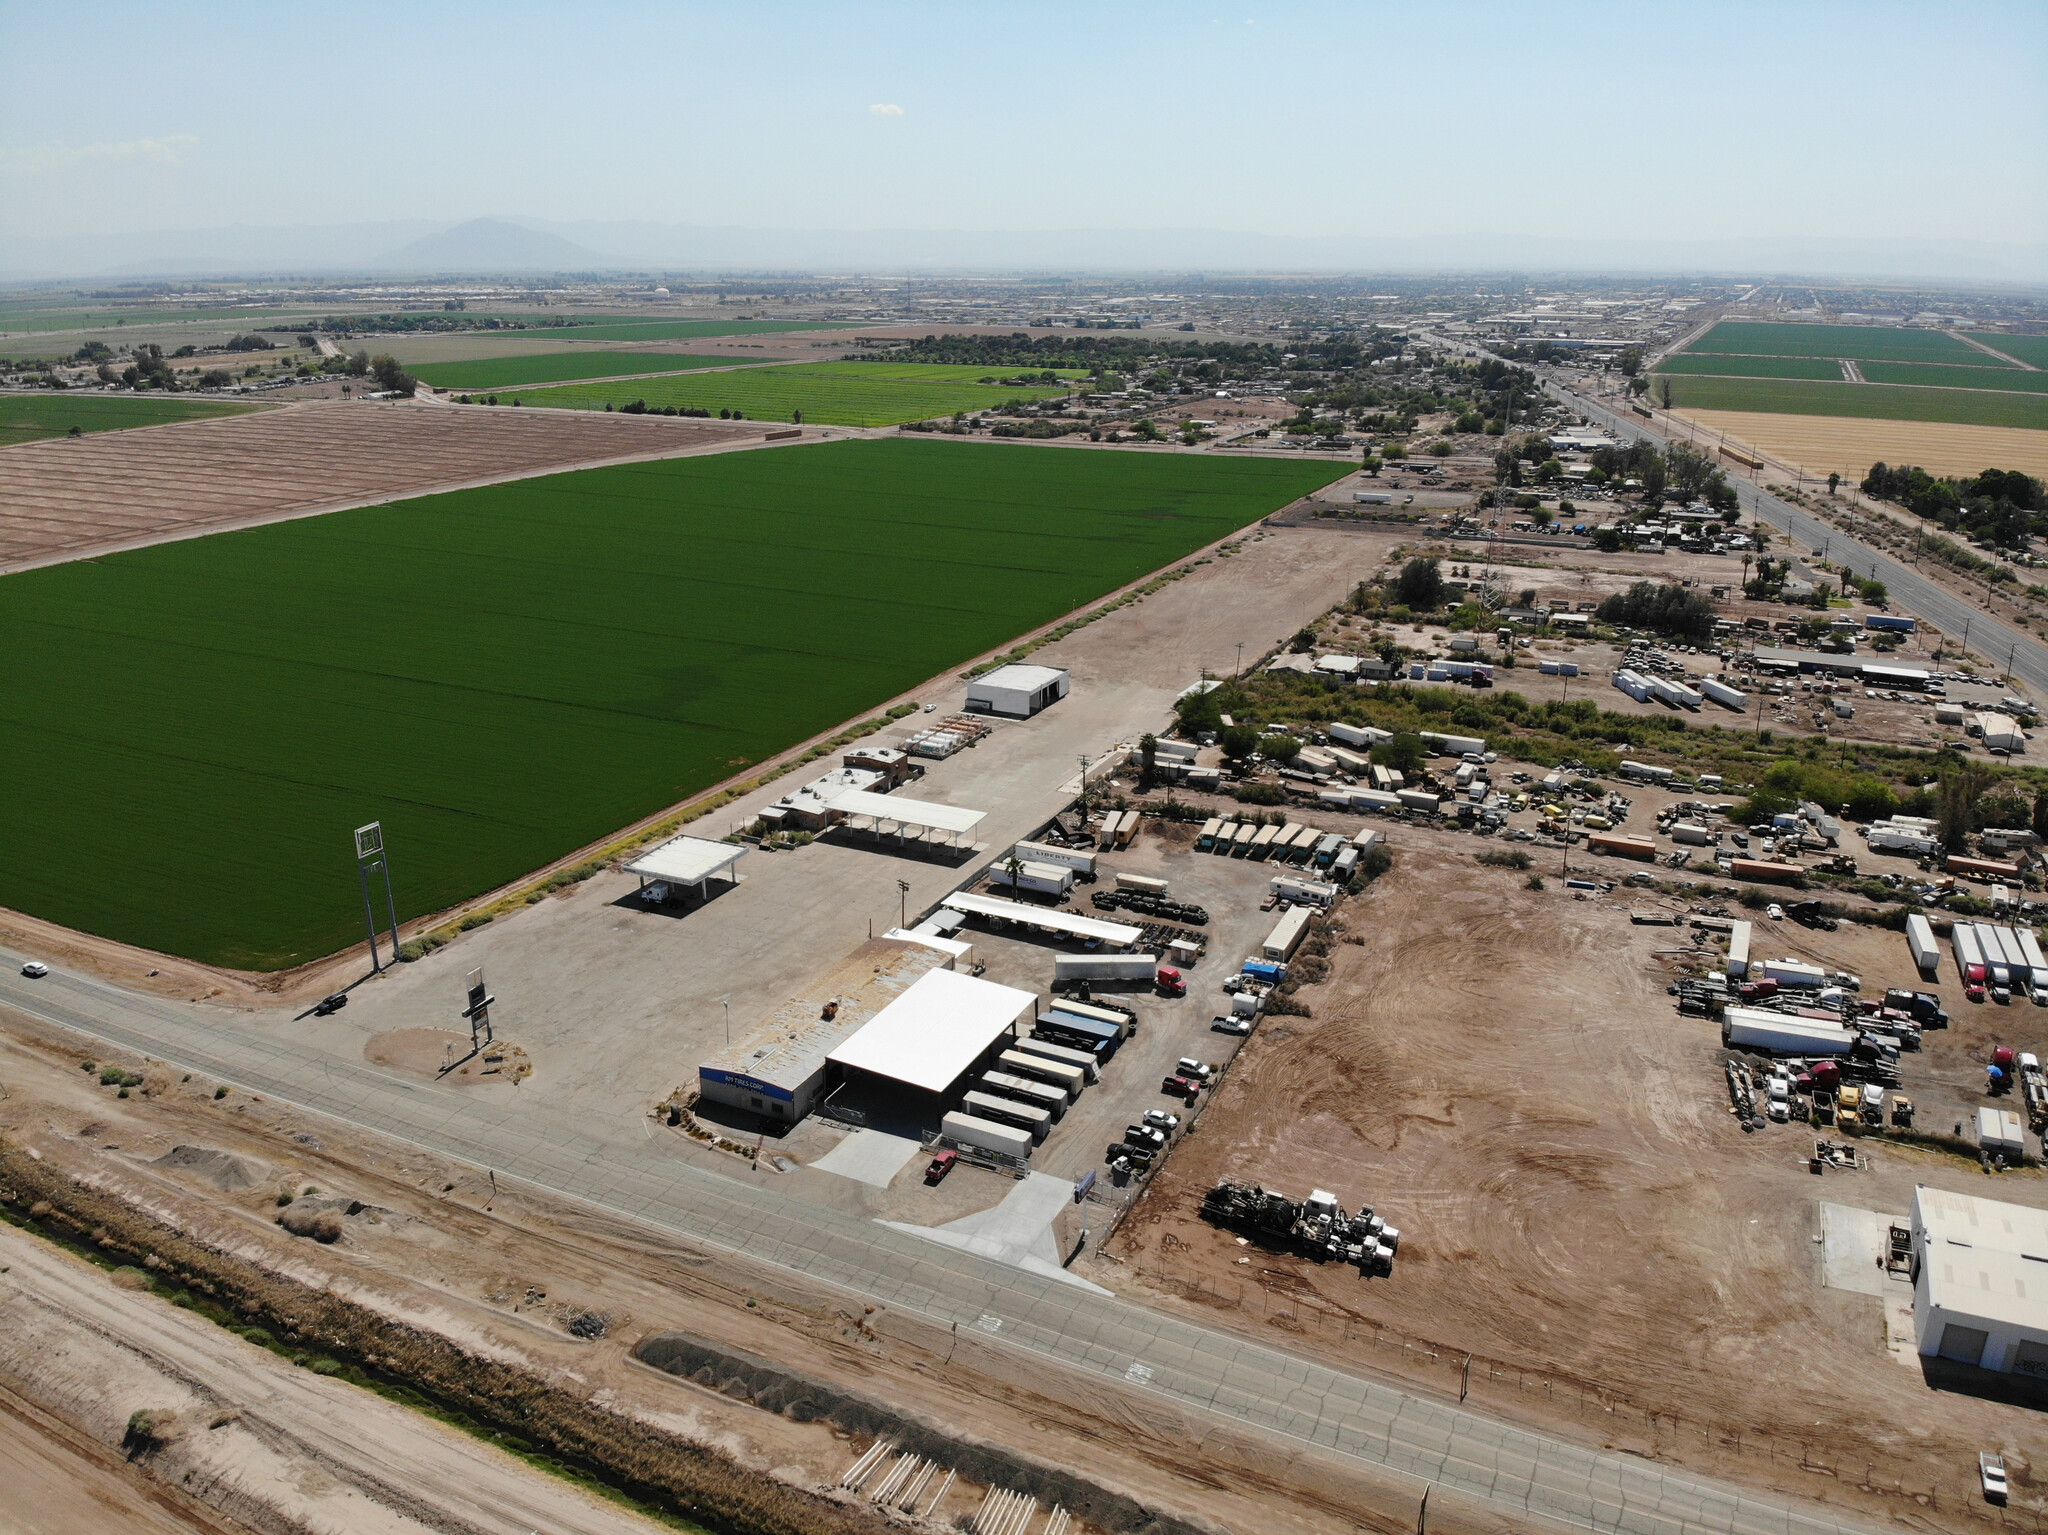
{"left": 2, "top": 0, "right": 2043, "bottom": 247}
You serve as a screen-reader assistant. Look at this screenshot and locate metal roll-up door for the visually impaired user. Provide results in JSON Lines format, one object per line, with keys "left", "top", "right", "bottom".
{"left": 1938, "top": 1323, "right": 1991, "bottom": 1365}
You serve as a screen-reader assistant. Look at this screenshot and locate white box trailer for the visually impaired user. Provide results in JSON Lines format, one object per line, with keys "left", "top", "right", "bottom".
{"left": 980, "top": 1071, "right": 1069, "bottom": 1119}
{"left": 1115, "top": 872, "right": 1170, "bottom": 895}
{"left": 1977, "top": 1106, "right": 2026, "bottom": 1161}
{"left": 1046, "top": 998, "right": 1135, "bottom": 1040}
{"left": 1420, "top": 731, "right": 1486, "bottom": 758}
{"left": 1097, "top": 811, "right": 1127, "bottom": 850}
{"left": 1670, "top": 822, "right": 1714, "bottom": 845}
{"left": 1012, "top": 839, "right": 1096, "bottom": 877}
{"left": 1151, "top": 738, "right": 1199, "bottom": 762}
{"left": 990, "top": 860, "right": 1075, "bottom": 898}
{"left": 1011, "top": 1036, "right": 1099, "bottom": 1084}
{"left": 996, "top": 1050, "right": 1086, "bottom": 1096}
{"left": 1995, "top": 925, "right": 2031, "bottom": 982}
{"left": 1954, "top": 922, "right": 1986, "bottom": 981}
{"left": 1722, "top": 1007, "right": 1855, "bottom": 1056}
{"left": 1328, "top": 721, "right": 1392, "bottom": 749}
{"left": 1052, "top": 952, "right": 1160, "bottom": 984}
{"left": 1700, "top": 677, "right": 1748, "bottom": 710}
{"left": 1352, "top": 788, "right": 1403, "bottom": 813}
{"left": 942, "top": 1111, "right": 1033, "bottom": 1161}
{"left": 1975, "top": 924, "right": 2013, "bottom": 987}
{"left": 961, "top": 1090, "right": 1051, "bottom": 1142}
{"left": 1761, "top": 958, "right": 1828, "bottom": 989}
{"left": 2021, "top": 928, "right": 2047, "bottom": 981}
{"left": 1396, "top": 789, "right": 1441, "bottom": 815}
{"left": 1727, "top": 919, "right": 1752, "bottom": 979}
{"left": 1328, "top": 746, "right": 1370, "bottom": 773}
{"left": 1263, "top": 905, "right": 1315, "bottom": 961}
{"left": 1905, "top": 913, "right": 1940, "bottom": 978}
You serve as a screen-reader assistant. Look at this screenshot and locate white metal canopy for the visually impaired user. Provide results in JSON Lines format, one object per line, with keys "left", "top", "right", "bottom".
{"left": 624, "top": 834, "right": 747, "bottom": 887}
{"left": 942, "top": 890, "right": 1142, "bottom": 947}
{"left": 828, "top": 789, "right": 985, "bottom": 841}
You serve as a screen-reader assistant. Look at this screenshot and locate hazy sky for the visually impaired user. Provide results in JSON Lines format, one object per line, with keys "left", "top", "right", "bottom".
{"left": 3, "top": 0, "right": 2043, "bottom": 246}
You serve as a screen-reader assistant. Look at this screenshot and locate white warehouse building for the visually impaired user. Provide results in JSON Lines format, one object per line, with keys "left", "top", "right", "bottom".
{"left": 965, "top": 663, "right": 1070, "bottom": 718}
{"left": 1911, "top": 1185, "right": 2048, "bottom": 1378}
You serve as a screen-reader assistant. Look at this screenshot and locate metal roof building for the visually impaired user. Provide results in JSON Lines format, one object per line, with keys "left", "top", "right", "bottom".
{"left": 624, "top": 835, "right": 747, "bottom": 897}
{"left": 965, "top": 663, "right": 1070, "bottom": 718}
{"left": 827, "top": 968, "right": 1038, "bottom": 1103}
{"left": 1911, "top": 1185, "right": 2048, "bottom": 1378}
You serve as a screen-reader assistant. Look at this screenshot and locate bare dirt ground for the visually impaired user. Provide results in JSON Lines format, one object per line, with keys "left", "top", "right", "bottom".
{"left": 0, "top": 398, "right": 766, "bottom": 571}
{"left": 1085, "top": 847, "right": 2047, "bottom": 1528}
{"left": 1672, "top": 409, "right": 2048, "bottom": 482}
{"left": 0, "top": 1012, "right": 1529, "bottom": 1535}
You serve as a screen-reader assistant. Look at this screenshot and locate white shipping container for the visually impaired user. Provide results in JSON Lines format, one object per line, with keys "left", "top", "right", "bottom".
{"left": 941, "top": 1111, "right": 1034, "bottom": 1160}
{"left": 1263, "top": 905, "right": 1315, "bottom": 961}
{"left": 1727, "top": 919, "right": 1751, "bottom": 978}
{"left": 997, "top": 1049, "right": 1086, "bottom": 1095}
{"left": 1670, "top": 822, "right": 1714, "bottom": 845}
{"left": 1905, "top": 913, "right": 1940, "bottom": 978}
{"left": 990, "top": 860, "right": 1074, "bottom": 897}
{"left": 1700, "top": 677, "right": 1747, "bottom": 710}
{"left": 1010, "top": 1037, "right": 1097, "bottom": 1084}
{"left": 961, "top": 1090, "right": 1051, "bottom": 1142}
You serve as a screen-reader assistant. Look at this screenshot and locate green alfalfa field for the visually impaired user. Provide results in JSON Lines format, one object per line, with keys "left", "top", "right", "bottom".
{"left": 0, "top": 439, "right": 1344, "bottom": 968}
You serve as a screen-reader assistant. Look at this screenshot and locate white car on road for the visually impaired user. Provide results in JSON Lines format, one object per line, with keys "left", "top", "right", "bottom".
{"left": 20, "top": 961, "right": 49, "bottom": 979}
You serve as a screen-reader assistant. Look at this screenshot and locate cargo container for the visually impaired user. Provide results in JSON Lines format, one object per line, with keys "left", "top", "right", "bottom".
{"left": 1975, "top": 924, "right": 2014, "bottom": 990}
{"left": 1115, "top": 812, "right": 1139, "bottom": 849}
{"left": 980, "top": 1071, "right": 1070, "bottom": 1119}
{"left": 1722, "top": 1007, "right": 1855, "bottom": 1055}
{"left": 1618, "top": 759, "right": 1675, "bottom": 782}
{"left": 1730, "top": 858, "right": 1803, "bottom": 884}
{"left": 989, "top": 860, "right": 1075, "bottom": 898}
{"left": 1012, "top": 839, "right": 1097, "bottom": 877}
{"left": 941, "top": 1111, "right": 1033, "bottom": 1161}
{"left": 1948, "top": 854, "right": 2021, "bottom": 879}
{"left": 1953, "top": 922, "right": 1988, "bottom": 984}
{"left": 1420, "top": 732, "right": 1486, "bottom": 758}
{"left": 996, "top": 1050, "right": 1086, "bottom": 1096}
{"left": 1051, "top": 953, "right": 1160, "bottom": 985}
{"left": 1047, "top": 998, "right": 1134, "bottom": 1039}
{"left": 1761, "top": 957, "right": 1828, "bottom": 988}
{"left": 2021, "top": 927, "right": 2047, "bottom": 982}
{"left": 1993, "top": 925, "right": 2031, "bottom": 982}
{"left": 1263, "top": 905, "right": 1315, "bottom": 961}
{"left": 1977, "top": 1106, "right": 2026, "bottom": 1161}
{"left": 1905, "top": 913, "right": 1941, "bottom": 978}
{"left": 1865, "top": 614, "right": 1916, "bottom": 633}
{"left": 1011, "top": 1036, "right": 1100, "bottom": 1084}
{"left": 1396, "top": 789, "right": 1441, "bottom": 815}
{"left": 1352, "top": 788, "right": 1403, "bottom": 813}
{"left": 1612, "top": 670, "right": 1653, "bottom": 703}
{"left": 1670, "top": 822, "right": 1714, "bottom": 846}
{"left": 1115, "top": 872, "right": 1170, "bottom": 895}
{"left": 1197, "top": 816, "right": 1224, "bottom": 850}
{"left": 961, "top": 1090, "right": 1051, "bottom": 1142}
{"left": 1588, "top": 833, "right": 1657, "bottom": 861}
{"left": 1097, "top": 811, "right": 1127, "bottom": 850}
{"left": 1727, "top": 919, "right": 1752, "bottom": 978}
{"left": 1700, "top": 677, "right": 1747, "bottom": 710}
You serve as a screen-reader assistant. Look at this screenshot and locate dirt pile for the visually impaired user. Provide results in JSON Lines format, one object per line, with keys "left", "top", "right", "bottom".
{"left": 150, "top": 1144, "right": 260, "bottom": 1192}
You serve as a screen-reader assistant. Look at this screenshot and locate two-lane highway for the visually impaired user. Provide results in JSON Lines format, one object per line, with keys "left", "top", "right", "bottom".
{"left": 1543, "top": 375, "right": 2048, "bottom": 699}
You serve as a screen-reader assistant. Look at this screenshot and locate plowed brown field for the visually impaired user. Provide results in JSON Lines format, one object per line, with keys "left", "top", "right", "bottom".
{"left": 1672, "top": 407, "right": 2048, "bottom": 479}
{"left": 0, "top": 399, "right": 764, "bottom": 570}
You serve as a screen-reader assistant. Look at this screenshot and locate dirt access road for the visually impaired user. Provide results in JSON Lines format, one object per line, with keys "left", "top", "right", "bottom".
{"left": 1095, "top": 845, "right": 2045, "bottom": 1528}
{"left": 0, "top": 397, "right": 767, "bottom": 572}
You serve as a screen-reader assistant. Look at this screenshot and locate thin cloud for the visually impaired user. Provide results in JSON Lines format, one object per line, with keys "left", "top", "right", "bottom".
{"left": 868, "top": 103, "right": 905, "bottom": 117}
{"left": 0, "top": 135, "right": 199, "bottom": 176}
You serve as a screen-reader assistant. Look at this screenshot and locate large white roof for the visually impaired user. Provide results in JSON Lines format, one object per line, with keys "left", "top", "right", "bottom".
{"left": 942, "top": 890, "right": 1143, "bottom": 947}
{"left": 829, "top": 789, "right": 985, "bottom": 838}
{"left": 624, "top": 834, "right": 747, "bottom": 886}
{"left": 972, "top": 663, "right": 1067, "bottom": 691}
{"left": 827, "top": 968, "right": 1036, "bottom": 1093}
{"left": 1915, "top": 1184, "right": 2048, "bottom": 1334}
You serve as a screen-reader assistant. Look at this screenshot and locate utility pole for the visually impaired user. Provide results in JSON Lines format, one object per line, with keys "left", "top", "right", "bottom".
{"left": 897, "top": 878, "right": 910, "bottom": 929}
{"left": 722, "top": 998, "right": 730, "bottom": 1045}
{"left": 1234, "top": 641, "right": 1244, "bottom": 678}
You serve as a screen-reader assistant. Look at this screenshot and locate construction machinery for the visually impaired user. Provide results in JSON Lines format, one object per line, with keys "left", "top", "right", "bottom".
{"left": 1201, "top": 1181, "right": 1397, "bottom": 1274}
{"left": 2020, "top": 1052, "right": 2048, "bottom": 1133}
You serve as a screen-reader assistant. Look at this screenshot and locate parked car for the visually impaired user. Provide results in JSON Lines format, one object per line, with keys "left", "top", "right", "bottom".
{"left": 1766, "top": 904, "right": 1785, "bottom": 921}
{"left": 1981, "top": 1453, "right": 2008, "bottom": 1505}
{"left": 20, "top": 960, "right": 49, "bottom": 979}
{"left": 312, "top": 991, "right": 348, "bottom": 1016}
{"left": 1142, "top": 1109, "right": 1181, "bottom": 1131}
{"left": 924, "top": 1150, "right": 958, "bottom": 1185}
{"left": 1212, "top": 1015, "right": 1252, "bottom": 1035}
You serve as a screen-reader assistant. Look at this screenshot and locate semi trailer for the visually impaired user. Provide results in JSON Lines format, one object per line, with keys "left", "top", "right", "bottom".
{"left": 1905, "top": 913, "right": 1940, "bottom": 978}
{"left": 940, "top": 1112, "right": 1034, "bottom": 1161}
{"left": 1011, "top": 1035, "right": 1099, "bottom": 1083}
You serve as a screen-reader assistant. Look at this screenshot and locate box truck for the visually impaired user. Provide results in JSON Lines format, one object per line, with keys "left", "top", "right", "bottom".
{"left": 1905, "top": 913, "right": 1940, "bottom": 978}
{"left": 941, "top": 1112, "right": 1033, "bottom": 1161}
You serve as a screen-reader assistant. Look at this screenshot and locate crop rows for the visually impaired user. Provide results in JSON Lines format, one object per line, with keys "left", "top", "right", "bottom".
{"left": 503, "top": 361, "right": 1077, "bottom": 426}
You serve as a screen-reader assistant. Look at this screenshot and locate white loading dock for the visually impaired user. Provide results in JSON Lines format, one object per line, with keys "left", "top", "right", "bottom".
{"left": 827, "top": 789, "right": 987, "bottom": 850}
{"left": 826, "top": 968, "right": 1039, "bottom": 1113}
{"left": 940, "top": 890, "right": 1144, "bottom": 949}
{"left": 1911, "top": 1185, "right": 2048, "bottom": 1378}
{"left": 624, "top": 834, "right": 748, "bottom": 901}
{"left": 964, "top": 663, "right": 1070, "bottom": 718}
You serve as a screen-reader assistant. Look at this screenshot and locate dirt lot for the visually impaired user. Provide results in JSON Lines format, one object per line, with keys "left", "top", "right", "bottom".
{"left": 1673, "top": 409, "right": 2048, "bottom": 482}
{"left": 0, "top": 1011, "right": 1525, "bottom": 1535}
{"left": 1086, "top": 839, "right": 2047, "bottom": 1526}
{"left": 0, "top": 398, "right": 766, "bottom": 571}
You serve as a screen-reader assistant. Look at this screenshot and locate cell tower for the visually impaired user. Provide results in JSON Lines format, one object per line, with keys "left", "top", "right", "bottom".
{"left": 353, "top": 822, "right": 401, "bottom": 972}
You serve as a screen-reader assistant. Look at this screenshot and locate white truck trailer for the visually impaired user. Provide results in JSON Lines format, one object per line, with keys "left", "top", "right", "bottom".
{"left": 1115, "top": 872, "right": 1170, "bottom": 895}
{"left": 995, "top": 1050, "right": 1085, "bottom": 1097}
{"left": 989, "top": 860, "right": 1075, "bottom": 898}
{"left": 1995, "top": 925, "right": 2031, "bottom": 983}
{"left": 941, "top": 1111, "right": 1034, "bottom": 1161}
{"left": 1954, "top": 922, "right": 1987, "bottom": 984}
{"left": 1011, "top": 1035, "right": 1100, "bottom": 1084}
{"left": 960, "top": 1090, "right": 1051, "bottom": 1143}
{"left": 1760, "top": 958, "right": 1828, "bottom": 988}
{"left": 980, "top": 1071, "right": 1069, "bottom": 1120}
{"left": 1905, "top": 912, "right": 1941, "bottom": 978}
{"left": 1263, "top": 905, "right": 1315, "bottom": 961}
{"left": 1727, "top": 919, "right": 1752, "bottom": 979}
{"left": 1046, "top": 998, "right": 1135, "bottom": 1040}
{"left": 1670, "top": 822, "right": 1715, "bottom": 846}
{"left": 1722, "top": 1007, "right": 1855, "bottom": 1056}
{"left": 1052, "top": 952, "right": 1161, "bottom": 985}
{"left": 1011, "top": 839, "right": 1097, "bottom": 877}
{"left": 1328, "top": 721, "right": 1393, "bottom": 749}
{"left": 1700, "top": 677, "right": 1748, "bottom": 710}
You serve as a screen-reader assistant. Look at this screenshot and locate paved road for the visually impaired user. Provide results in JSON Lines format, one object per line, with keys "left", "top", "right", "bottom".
{"left": 1542, "top": 375, "right": 2048, "bottom": 700}
{"left": 0, "top": 958, "right": 1874, "bottom": 1535}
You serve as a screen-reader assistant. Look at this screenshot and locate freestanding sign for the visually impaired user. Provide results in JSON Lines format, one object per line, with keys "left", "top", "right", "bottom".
{"left": 462, "top": 967, "right": 495, "bottom": 1049}
{"left": 353, "top": 821, "right": 400, "bottom": 972}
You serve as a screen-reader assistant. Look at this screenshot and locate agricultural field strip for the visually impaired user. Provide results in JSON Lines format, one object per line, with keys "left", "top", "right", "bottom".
{"left": 410, "top": 351, "right": 757, "bottom": 390}
{"left": 0, "top": 441, "right": 1340, "bottom": 965}
{"left": 1653, "top": 375, "right": 2048, "bottom": 430}
{"left": 1680, "top": 321, "right": 1992, "bottom": 366}
{"left": 469, "top": 319, "right": 849, "bottom": 344}
{"left": 503, "top": 361, "right": 1086, "bottom": 426}
{"left": 1969, "top": 334, "right": 2048, "bottom": 369}
{"left": 0, "top": 394, "right": 260, "bottom": 445}
{"left": 1655, "top": 356, "right": 2048, "bottom": 394}
{"left": 0, "top": 962, "right": 1881, "bottom": 1535}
